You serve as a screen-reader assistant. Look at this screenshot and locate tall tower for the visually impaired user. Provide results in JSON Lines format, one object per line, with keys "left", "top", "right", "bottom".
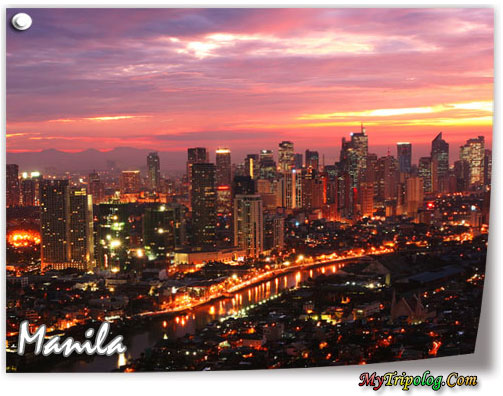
{"left": 68, "top": 187, "right": 95, "bottom": 268}
{"left": 460, "top": 136, "right": 485, "bottom": 187}
{"left": 234, "top": 194, "right": 263, "bottom": 257}
{"left": 278, "top": 141, "right": 294, "bottom": 172}
{"left": 40, "top": 179, "right": 70, "bottom": 268}
{"left": 397, "top": 142, "right": 412, "bottom": 174}
{"left": 6, "top": 164, "right": 20, "bottom": 207}
{"left": 147, "top": 152, "right": 161, "bottom": 191}
{"left": 431, "top": 132, "right": 449, "bottom": 193}
{"left": 191, "top": 163, "right": 217, "bottom": 247}
{"left": 305, "top": 150, "right": 319, "bottom": 171}
{"left": 120, "top": 170, "right": 141, "bottom": 194}
{"left": 88, "top": 171, "right": 104, "bottom": 204}
{"left": 215, "top": 148, "right": 232, "bottom": 187}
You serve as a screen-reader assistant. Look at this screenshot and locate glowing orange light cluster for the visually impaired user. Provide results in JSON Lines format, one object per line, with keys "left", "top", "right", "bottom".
{"left": 8, "top": 230, "right": 41, "bottom": 247}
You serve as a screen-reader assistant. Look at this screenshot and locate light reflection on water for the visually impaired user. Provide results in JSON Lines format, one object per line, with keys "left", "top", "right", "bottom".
{"left": 65, "top": 260, "right": 347, "bottom": 372}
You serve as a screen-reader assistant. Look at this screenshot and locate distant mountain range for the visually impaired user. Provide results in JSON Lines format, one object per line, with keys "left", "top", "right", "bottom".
{"left": 7, "top": 147, "right": 187, "bottom": 175}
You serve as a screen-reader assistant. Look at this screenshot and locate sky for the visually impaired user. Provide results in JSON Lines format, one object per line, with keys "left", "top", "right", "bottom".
{"left": 6, "top": 8, "right": 494, "bottom": 166}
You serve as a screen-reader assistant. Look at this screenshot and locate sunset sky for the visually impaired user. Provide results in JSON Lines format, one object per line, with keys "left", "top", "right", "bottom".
{"left": 6, "top": 8, "right": 493, "bottom": 165}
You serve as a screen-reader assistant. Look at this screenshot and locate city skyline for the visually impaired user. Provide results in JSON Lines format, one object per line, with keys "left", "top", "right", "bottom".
{"left": 7, "top": 8, "right": 493, "bottom": 159}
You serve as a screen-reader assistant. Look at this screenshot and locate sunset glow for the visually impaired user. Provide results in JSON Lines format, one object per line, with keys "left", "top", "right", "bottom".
{"left": 6, "top": 8, "right": 493, "bottom": 165}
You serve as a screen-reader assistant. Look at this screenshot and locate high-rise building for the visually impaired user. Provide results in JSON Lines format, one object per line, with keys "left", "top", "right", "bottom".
{"left": 143, "top": 203, "right": 186, "bottom": 260}
{"left": 340, "top": 125, "right": 368, "bottom": 188}
{"left": 278, "top": 141, "right": 294, "bottom": 172}
{"left": 96, "top": 202, "right": 131, "bottom": 271}
{"left": 232, "top": 175, "right": 255, "bottom": 196}
{"left": 20, "top": 171, "right": 42, "bottom": 206}
{"left": 305, "top": 150, "right": 319, "bottom": 171}
{"left": 376, "top": 154, "right": 398, "bottom": 202}
{"left": 484, "top": 149, "right": 492, "bottom": 186}
{"left": 191, "top": 163, "right": 217, "bottom": 247}
{"left": 259, "top": 150, "right": 276, "bottom": 180}
{"left": 234, "top": 194, "right": 263, "bottom": 257}
{"left": 6, "top": 164, "right": 20, "bottom": 207}
{"left": 460, "top": 136, "right": 485, "bottom": 187}
{"left": 67, "top": 188, "right": 94, "bottom": 268}
{"left": 264, "top": 213, "right": 284, "bottom": 252}
{"left": 88, "top": 171, "right": 104, "bottom": 204}
{"left": 359, "top": 181, "right": 374, "bottom": 218}
{"left": 40, "top": 179, "right": 69, "bottom": 267}
{"left": 405, "top": 177, "right": 424, "bottom": 219}
{"left": 397, "top": 142, "right": 412, "bottom": 174}
{"left": 40, "top": 181, "right": 95, "bottom": 271}
{"left": 418, "top": 157, "right": 432, "bottom": 194}
{"left": 120, "top": 170, "right": 141, "bottom": 194}
{"left": 147, "top": 152, "right": 161, "bottom": 191}
{"left": 293, "top": 153, "right": 303, "bottom": 169}
{"left": 244, "top": 154, "right": 260, "bottom": 179}
{"left": 215, "top": 148, "right": 232, "bottom": 187}
{"left": 431, "top": 132, "right": 449, "bottom": 193}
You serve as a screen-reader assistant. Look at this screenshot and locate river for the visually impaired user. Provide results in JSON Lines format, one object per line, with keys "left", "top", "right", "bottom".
{"left": 56, "top": 258, "right": 354, "bottom": 372}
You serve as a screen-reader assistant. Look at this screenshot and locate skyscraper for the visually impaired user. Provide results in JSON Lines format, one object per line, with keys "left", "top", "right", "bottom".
{"left": 40, "top": 179, "right": 69, "bottom": 267}
{"left": 67, "top": 187, "right": 94, "bottom": 268}
{"left": 88, "top": 171, "right": 104, "bottom": 204}
{"left": 340, "top": 125, "right": 368, "bottom": 188}
{"left": 147, "top": 152, "right": 161, "bottom": 191}
{"left": 6, "top": 164, "right": 20, "bottom": 207}
{"left": 20, "top": 171, "right": 41, "bottom": 206}
{"left": 215, "top": 148, "right": 232, "bottom": 187}
{"left": 305, "top": 150, "right": 319, "bottom": 171}
{"left": 293, "top": 153, "right": 303, "bottom": 169}
{"left": 191, "top": 163, "right": 217, "bottom": 247}
{"left": 431, "top": 132, "right": 449, "bottom": 193}
{"left": 460, "top": 136, "right": 485, "bottom": 187}
{"left": 244, "top": 154, "right": 260, "bottom": 179}
{"left": 418, "top": 157, "right": 432, "bottom": 194}
{"left": 397, "top": 142, "right": 412, "bottom": 174}
{"left": 234, "top": 194, "right": 264, "bottom": 257}
{"left": 259, "top": 150, "right": 276, "bottom": 180}
{"left": 278, "top": 141, "right": 294, "bottom": 172}
{"left": 405, "top": 177, "right": 424, "bottom": 219}
{"left": 120, "top": 170, "right": 141, "bottom": 194}
{"left": 143, "top": 203, "right": 186, "bottom": 260}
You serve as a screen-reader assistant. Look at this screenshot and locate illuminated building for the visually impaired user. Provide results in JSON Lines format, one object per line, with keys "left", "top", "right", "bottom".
{"left": 68, "top": 188, "right": 95, "bottom": 269}
{"left": 147, "top": 152, "right": 161, "bottom": 191}
{"left": 40, "top": 179, "right": 69, "bottom": 267}
{"left": 484, "top": 149, "right": 492, "bottom": 186}
{"left": 88, "top": 171, "right": 104, "bottom": 204}
{"left": 40, "top": 181, "right": 94, "bottom": 270}
{"left": 264, "top": 213, "right": 284, "bottom": 251}
{"left": 216, "top": 185, "right": 232, "bottom": 214}
{"left": 244, "top": 154, "right": 259, "bottom": 179}
{"left": 305, "top": 150, "right": 319, "bottom": 171}
{"left": 282, "top": 169, "right": 302, "bottom": 209}
{"left": 359, "top": 181, "right": 374, "bottom": 218}
{"left": 120, "top": 170, "right": 141, "bottom": 194}
{"left": 405, "top": 177, "right": 424, "bottom": 219}
{"left": 278, "top": 141, "right": 294, "bottom": 172}
{"left": 460, "top": 136, "right": 485, "bottom": 188}
{"left": 259, "top": 150, "right": 276, "bottom": 180}
{"left": 215, "top": 148, "right": 232, "bottom": 187}
{"left": 6, "top": 164, "right": 20, "bottom": 207}
{"left": 431, "top": 132, "right": 449, "bottom": 193}
{"left": 234, "top": 195, "right": 263, "bottom": 257}
{"left": 301, "top": 169, "right": 323, "bottom": 210}
{"left": 376, "top": 154, "right": 398, "bottom": 203}
{"left": 96, "top": 202, "right": 131, "bottom": 271}
{"left": 418, "top": 157, "right": 432, "bottom": 194}
{"left": 340, "top": 125, "right": 368, "bottom": 189}
{"left": 397, "top": 142, "right": 412, "bottom": 174}
{"left": 187, "top": 147, "right": 208, "bottom": 206}
{"left": 20, "top": 171, "right": 42, "bottom": 206}
{"left": 191, "top": 163, "right": 217, "bottom": 247}
{"left": 143, "top": 204, "right": 186, "bottom": 260}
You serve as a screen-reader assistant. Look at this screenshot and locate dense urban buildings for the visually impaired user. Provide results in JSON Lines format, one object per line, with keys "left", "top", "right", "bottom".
{"left": 6, "top": 128, "right": 492, "bottom": 373}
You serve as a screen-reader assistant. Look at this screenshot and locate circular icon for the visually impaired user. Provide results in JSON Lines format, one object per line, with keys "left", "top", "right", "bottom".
{"left": 11, "top": 13, "right": 32, "bottom": 31}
